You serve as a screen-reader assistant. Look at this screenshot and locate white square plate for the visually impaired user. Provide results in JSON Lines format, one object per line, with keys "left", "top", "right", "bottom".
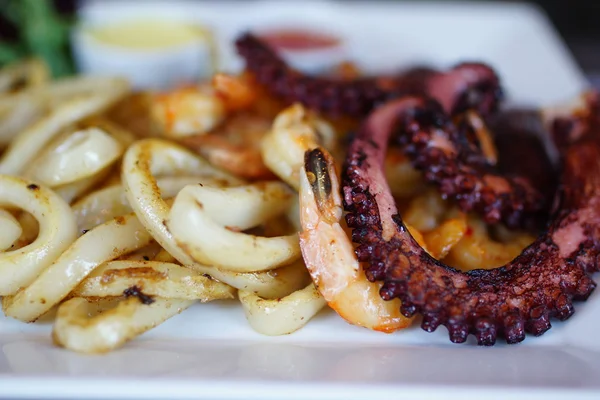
{"left": 1, "top": 2, "right": 597, "bottom": 399}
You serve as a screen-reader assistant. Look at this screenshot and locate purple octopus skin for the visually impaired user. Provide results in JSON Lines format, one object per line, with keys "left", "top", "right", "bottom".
{"left": 235, "top": 33, "right": 503, "bottom": 117}
{"left": 389, "top": 100, "right": 546, "bottom": 229}
{"left": 236, "top": 32, "right": 546, "bottom": 228}
{"left": 488, "top": 109, "right": 559, "bottom": 205}
{"left": 341, "top": 95, "right": 600, "bottom": 345}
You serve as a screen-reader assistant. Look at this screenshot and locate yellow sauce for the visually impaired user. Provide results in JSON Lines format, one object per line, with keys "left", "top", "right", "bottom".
{"left": 87, "top": 19, "right": 207, "bottom": 49}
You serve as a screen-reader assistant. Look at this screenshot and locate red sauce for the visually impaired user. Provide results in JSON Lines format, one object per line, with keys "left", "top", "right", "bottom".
{"left": 259, "top": 29, "right": 340, "bottom": 51}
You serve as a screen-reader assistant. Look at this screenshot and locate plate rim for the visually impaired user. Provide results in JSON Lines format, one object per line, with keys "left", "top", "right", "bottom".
{"left": 0, "top": 1, "right": 595, "bottom": 399}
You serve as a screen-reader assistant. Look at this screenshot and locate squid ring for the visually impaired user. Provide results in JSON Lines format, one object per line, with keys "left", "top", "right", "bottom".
{"left": 2, "top": 213, "right": 152, "bottom": 322}
{"left": 0, "top": 209, "right": 22, "bottom": 252}
{"left": 72, "top": 176, "right": 224, "bottom": 232}
{"left": 72, "top": 260, "right": 236, "bottom": 301}
{"left": 52, "top": 296, "right": 195, "bottom": 354}
{"left": 168, "top": 183, "right": 300, "bottom": 272}
{"left": 121, "top": 139, "right": 241, "bottom": 265}
{"left": 238, "top": 283, "right": 326, "bottom": 335}
{"left": 0, "top": 92, "right": 127, "bottom": 176}
{"left": 25, "top": 127, "right": 123, "bottom": 187}
{"left": 121, "top": 139, "right": 310, "bottom": 298}
{"left": 0, "top": 175, "right": 77, "bottom": 295}
{"left": 0, "top": 74, "right": 126, "bottom": 147}
{"left": 53, "top": 170, "right": 112, "bottom": 204}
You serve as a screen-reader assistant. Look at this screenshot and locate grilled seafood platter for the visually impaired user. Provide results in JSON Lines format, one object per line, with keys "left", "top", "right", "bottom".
{"left": 0, "top": 33, "right": 597, "bottom": 353}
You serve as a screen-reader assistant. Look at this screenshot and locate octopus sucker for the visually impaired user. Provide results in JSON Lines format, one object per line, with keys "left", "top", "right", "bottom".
{"left": 388, "top": 98, "right": 545, "bottom": 229}
{"left": 342, "top": 94, "right": 600, "bottom": 345}
{"left": 235, "top": 33, "right": 502, "bottom": 117}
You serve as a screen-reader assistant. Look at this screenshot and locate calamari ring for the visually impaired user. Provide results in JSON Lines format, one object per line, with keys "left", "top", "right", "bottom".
{"left": 0, "top": 210, "right": 22, "bottom": 252}
{"left": 2, "top": 213, "right": 152, "bottom": 322}
{"left": 52, "top": 297, "right": 195, "bottom": 354}
{"left": 168, "top": 182, "right": 300, "bottom": 272}
{"left": 0, "top": 89, "right": 128, "bottom": 176}
{"left": 0, "top": 175, "right": 77, "bottom": 295}
{"left": 72, "top": 176, "right": 225, "bottom": 232}
{"left": 238, "top": 283, "right": 326, "bottom": 335}
{"left": 72, "top": 260, "right": 236, "bottom": 301}
{"left": 121, "top": 139, "right": 310, "bottom": 298}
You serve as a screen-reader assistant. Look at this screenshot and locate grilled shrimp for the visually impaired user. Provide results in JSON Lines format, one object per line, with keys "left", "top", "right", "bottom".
{"left": 262, "top": 103, "right": 337, "bottom": 189}
{"left": 151, "top": 84, "right": 226, "bottom": 138}
{"left": 152, "top": 74, "right": 280, "bottom": 180}
{"left": 299, "top": 147, "right": 413, "bottom": 332}
{"left": 179, "top": 112, "right": 276, "bottom": 180}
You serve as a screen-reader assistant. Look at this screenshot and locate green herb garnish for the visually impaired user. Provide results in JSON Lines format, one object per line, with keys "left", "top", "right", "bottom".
{"left": 0, "top": 0, "right": 74, "bottom": 77}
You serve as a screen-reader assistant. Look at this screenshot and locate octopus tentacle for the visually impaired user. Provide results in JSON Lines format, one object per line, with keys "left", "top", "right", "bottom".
{"left": 390, "top": 99, "right": 545, "bottom": 228}
{"left": 342, "top": 96, "right": 599, "bottom": 345}
{"left": 488, "top": 109, "right": 559, "bottom": 203}
{"left": 235, "top": 33, "right": 502, "bottom": 116}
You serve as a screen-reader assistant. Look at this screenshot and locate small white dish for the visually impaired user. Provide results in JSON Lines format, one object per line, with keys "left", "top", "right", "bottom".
{"left": 249, "top": 26, "right": 348, "bottom": 74}
{"left": 71, "top": 8, "right": 214, "bottom": 90}
{"left": 214, "top": 0, "right": 351, "bottom": 74}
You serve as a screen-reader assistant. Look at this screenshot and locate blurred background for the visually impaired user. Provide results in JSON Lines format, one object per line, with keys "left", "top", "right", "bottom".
{"left": 1, "top": 0, "right": 598, "bottom": 84}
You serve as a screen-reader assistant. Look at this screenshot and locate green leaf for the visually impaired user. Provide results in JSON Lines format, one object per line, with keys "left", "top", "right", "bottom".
{"left": 2, "top": 0, "right": 24, "bottom": 26}
{"left": 1, "top": 0, "right": 75, "bottom": 77}
{"left": 0, "top": 42, "right": 25, "bottom": 65}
